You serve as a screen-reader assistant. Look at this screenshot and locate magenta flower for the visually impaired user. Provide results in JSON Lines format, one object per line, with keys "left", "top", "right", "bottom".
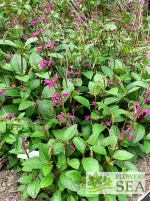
{"left": 40, "top": 60, "right": 48, "bottom": 69}
{"left": 30, "top": 20, "right": 37, "bottom": 25}
{"left": 31, "top": 32, "right": 39, "bottom": 38}
{"left": 24, "top": 145, "right": 28, "bottom": 150}
{"left": 10, "top": 114, "right": 15, "bottom": 119}
{"left": 51, "top": 93, "right": 58, "bottom": 100}
{"left": 68, "top": 78, "right": 73, "bottom": 82}
{"left": 125, "top": 26, "right": 131, "bottom": 30}
{"left": 69, "top": 115, "right": 75, "bottom": 121}
{"left": 119, "top": 129, "right": 125, "bottom": 140}
{"left": 106, "top": 121, "right": 111, "bottom": 127}
{"left": 56, "top": 115, "right": 62, "bottom": 119}
{"left": 70, "top": 145, "right": 76, "bottom": 151}
{"left": 63, "top": 92, "right": 70, "bottom": 97}
{"left": 100, "top": 122, "right": 105, "bottom": 126}
{"left": 23, "top": 137, "right": 28, "bottom": 143}
{"left": 0, "top": 90, "right": 5, "bottom": 96}
{"left": 128, "top": 134, "right": 134, "bottom": 141}
{"left": 36, "top": 46, "right": 43, "bottom": 51}
{"left": 75, "top": 71, "right": 80, "bottom": 76}
{"left": 44, "top": 79, "right": 50, "bottom": 85}
{"left": 84, "top": 115, "right": 91, "bottom": 120}
{"left": 67, "top": 70, "right": 73, "bottom": 75}
{"left": 47, "top": 41, "right": 56, "bottom": 50}
{"left": 115, "top": 81, "right": 120, "bottom": 85}
{"left": 51, "top": 93, "right": 59, "bottom": 107}
{"left": 48, "top": 58, "right": 52, "bottom": 67}
{"left": 8, "top": 197, "right": 13, "bottom": 201}
{"left": 144, "top": 109, "right": 150, "bottom": 117}
{"left": 126, "top": 127, "right": 131, "bottom": 133}
{"left": 91, "top": 100, "right": 96, "bottom": 106}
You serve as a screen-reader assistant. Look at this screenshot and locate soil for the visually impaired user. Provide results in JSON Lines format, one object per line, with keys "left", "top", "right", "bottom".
{"left": 0, "top": 155, "right": 150, "bottom": 201}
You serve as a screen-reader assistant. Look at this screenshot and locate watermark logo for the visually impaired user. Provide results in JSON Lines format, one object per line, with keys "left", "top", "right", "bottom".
{"left": 86, "top": 172, "right": 145, "bottom": 194}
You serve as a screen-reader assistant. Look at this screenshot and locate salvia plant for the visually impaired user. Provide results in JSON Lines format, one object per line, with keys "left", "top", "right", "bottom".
{"left": 0, "top": 0, "right": 150, "bottom": 200}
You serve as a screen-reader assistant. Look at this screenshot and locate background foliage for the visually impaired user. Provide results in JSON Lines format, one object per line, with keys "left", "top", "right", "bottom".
{"left": 0, "top": 0, "right": 150, "bottom": 200}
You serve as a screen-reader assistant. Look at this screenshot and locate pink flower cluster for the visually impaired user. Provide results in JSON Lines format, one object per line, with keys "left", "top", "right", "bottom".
{"left": 44, "top": 78, "right": 56, "bottom": 89}
{"left": 51, "top": 91, "right": 70, "bottom": 107}
{"left": 40, "top": 58, "right": 52, "bottom": 69}
{"left": 3, "top": 113, "right": 15, "bottom": 120}
{"left": 56, "top": 112, "right": 75, "bottom": 124}
{"left": 0, "top": 90, "right": 5, "bottom": 96}
{"left": 67, "top": 70, "right": 80, "bottom": 76}
{"left": 30, "top": 29, "right": 41, "bottom": 38}
{"left": 100, "top": 121, "right": 111, "bottom": 127}
{"left": 84, "top": 115, "right": 91, "bottom": 120}
{"left": 30, "top": 20, "right": 37, "bottom": 26}
{"left": 36, "top": 41, "right": 56, "bottom": 52}
{"left": 131, "top": 102, "right": 150, "bottom": 120}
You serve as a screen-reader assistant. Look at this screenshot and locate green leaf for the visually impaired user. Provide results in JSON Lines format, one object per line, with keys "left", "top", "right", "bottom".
{"left": 5, "top": 88, "right": 19, "bottom": 96}
{"left": 18, "top": 175, "right": 32, "bottom": 184}
{"left": 31, "top": 131, "right": 46, "bottom": 140}
{"left": 73, "top": 137, "right": 86, "bottom": 153}
{"left": 65, "top": 170, "right": 81, "bottom": 182}
{"left": 15, "top": 75, "right": 31, "bottom": 82}
{"left": 104, "top": 97, "right": 120, "bottom": 105}
{"left": 127, "top": 87, "right": 140, "bottom": 94}
{"left": 88, "top": 133, "right": 99, "bottom": 145}
{"left": 74, "top": 96, "right": 90, "bottom": 110}
{"left": 51, "top": 190, "right": 62, "bottom": 201}
{"left": 59, "top": 173, "right": 80, "bottom": 192}
{"left": 39, "top": 143, "right": 50, "bottom": 163}
{"left": 27, "top": 180, "right": 40, "bottom": 199}
{"left": 82, "top": 71, "right": 94, "bottom": 79}
{"left": 106, "top": 87, "right": 118, "bottom": 96}
{"left": 22, "top": 188, "right": 29, "bottom": 200}
{"left": 124, "top": 161, "right": 138, "bottom": 171}
{"left": 105, "top": 195, "right": 116, "bottom": 201}
{"left": 25, "top": 37, "right": 38, "bottom": 47}
{"left": 97, "top": 102, "right": 109, "bottom": 110}
{"left": 29, "top": 52, "right": 42, "bottom": 66}
{"left": 92, "top": 145, "right": 107, "bottom": 155}
{"left": 42, "top": 165, "right": 53, "bottom": 176}
{"left": 92, "top": 123, "right": 106, "bottom": 134}
{"left": 0, "top": 121, "right": 6, "bottom": 133}
{"left": 37, "top": 100, "right": 53, "bottom": 119}
{"left": 133, "top": 124, "right": 145, "bottom": 143}
{"left": 48, "top": 53, "right": 63, "bottom": 59}
{"left": 40, "top": 176, "right": 53, "bottom": 188}
{"left": 118, "top": 194, "right": 128, "bottom": 201}
{"left": 42, "top": 86, "right": 55, "bottom": 99}
{"left": 5, "top": 134, "right": 16, "bottom": 144}
{"left": 22, "top": 157, "right": 44, "bottom": 170}
{"left": 82, "top": 158, "right": 99, "bottom": 172}
{"left": 101, "top": 66, "right": 114, "bottom": 77}
{"left": 11, "top": 54, "right": 27, "bottom": 74}
{"left": 64, "top": 125, "right": 78, "bottom": 141}
{"left": 105, "top": 23, "right": 117, "bottom": 30}
{"left": 0, "top": 39, "right": 18, "bottom": 48}
{"left": 113, "top": 150, "right": 134, "bottom": 161}
{"left": 35, "top": 72, "right": 49, "bottom": 79}
{"left": 53, "top": 142, "right": 65, "bottom": 155}
{"left": 144, "top": 141, "right": 150, "bottom": 154}
{"left": 77, "top": 184, "right": 98, "bottom": 198}
{"left": 131, "top": 81, "right": 148, "bottom": 88}
{"left": 110, "top": 59, "right": 123, "bottom": 71}
{"left": 19, "top": 101, "right": 33, "bottom": 111}
{"left": 67, "top": 158, "right": 80, "bottom": 170}
{"left": 67, "top": 195, "right": 75, "bottom": 201}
